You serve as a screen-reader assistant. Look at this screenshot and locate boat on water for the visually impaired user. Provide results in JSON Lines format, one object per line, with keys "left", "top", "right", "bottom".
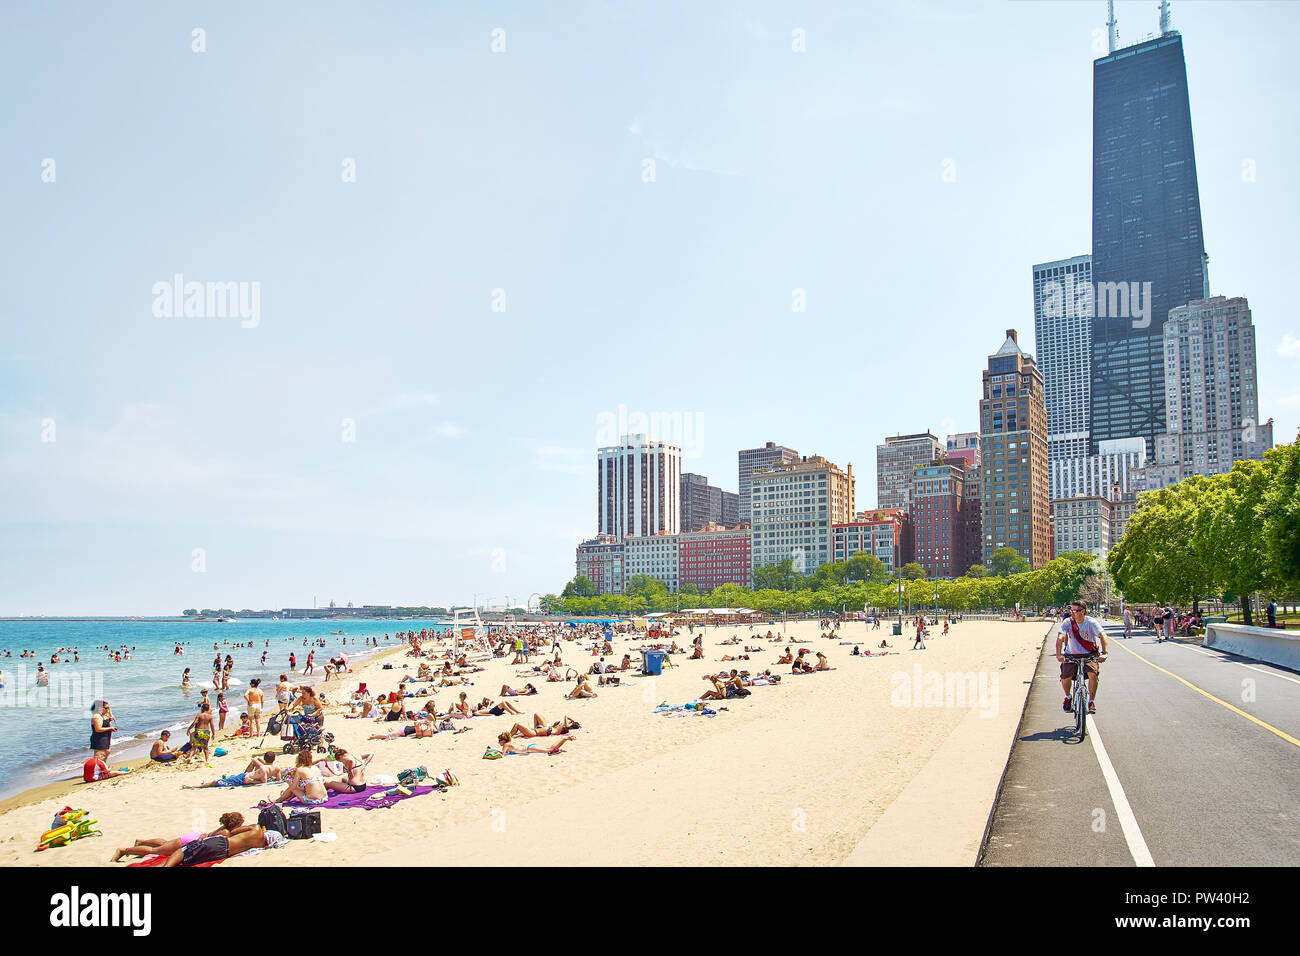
{"left": 216, "top": 617, "right": 236, "bottom": 622}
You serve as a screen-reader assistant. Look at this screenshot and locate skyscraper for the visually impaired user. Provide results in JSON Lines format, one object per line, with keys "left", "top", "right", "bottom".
{"left": 1153, "top": 296, "right": 1273, "bottom": 477}
{"left": 1091, "top": 24, "right": 1207, "bottom": 455}
{"left": 738, "top": 442, "right": 799, "bottom": 523}
{"left": 596, "top": 434, "right": 681, "bottom": 538}
{"left": 876, "top": 432, "right": 944, "bottom": 511}
{"left": 979, "top": 330, "right": 1051, "bottom": 569}
{"left": 1033, "top": 255, "right": 1093, "bottom": 466}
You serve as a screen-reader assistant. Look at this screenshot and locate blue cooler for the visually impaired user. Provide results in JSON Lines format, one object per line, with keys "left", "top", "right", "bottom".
{"left": 642, "top": 649, "right": 665, "bottom": 675}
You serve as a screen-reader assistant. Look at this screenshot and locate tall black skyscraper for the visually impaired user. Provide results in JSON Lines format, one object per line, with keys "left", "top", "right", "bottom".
{"left": 1090, "top": 28, "right": 1207, "bottom": 454}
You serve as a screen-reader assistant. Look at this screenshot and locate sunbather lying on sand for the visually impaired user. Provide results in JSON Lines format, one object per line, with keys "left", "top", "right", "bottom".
{"left": 112, "top": 812, "right": 245, "bottom": 862}
{"left": 182, "top": 753, "right": 282, "bottom": 789}
{"left": 505, "top": 713, "right": 581, "bottom": 737}
{"left": 567, "top": 676, "right": 598, "bottom": 699}
{"left": 163, "top": 822, "right": 286, "bottom": 866}
{"left": 497, "top": 731, "right": 574, "bottom": 755}
{"left": 369, "top": 719, "right": 435, "bottom": 740}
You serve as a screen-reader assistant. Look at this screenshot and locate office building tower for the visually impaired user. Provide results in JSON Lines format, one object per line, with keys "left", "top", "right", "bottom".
{"left": 738, "top": 442, "right": 799, "bottom": 523}
{"left": 1091, "top": 25, "right": 1207, "bottom": 454}
{"left": 979, "top": 330, "right": 1051, "bottom": 568}
{"left": 1034, "top": 255, "right": 1094, "bottom": 464}
{"left": 876, "top": 432, "right": 944, "bottom": 511}
{"left": 750, "top": 455, "right": 855, "bottom": 575}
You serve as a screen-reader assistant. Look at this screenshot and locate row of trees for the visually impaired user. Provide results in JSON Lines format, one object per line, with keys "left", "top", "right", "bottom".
{"left": 549, "top": 551, "right": 1097, "bottom": 617}
{"left": 1108, "top": 438, "right": 1300, "bottom": 624}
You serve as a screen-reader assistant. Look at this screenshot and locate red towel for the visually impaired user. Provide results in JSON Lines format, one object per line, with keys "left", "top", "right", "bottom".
{"left": 127, "top": 853, "right": 221, "bottom": 867}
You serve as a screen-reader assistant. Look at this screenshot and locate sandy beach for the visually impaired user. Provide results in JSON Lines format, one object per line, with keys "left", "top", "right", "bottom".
{"left": 1, "top": 619, "right": 1048, "bottom": 867}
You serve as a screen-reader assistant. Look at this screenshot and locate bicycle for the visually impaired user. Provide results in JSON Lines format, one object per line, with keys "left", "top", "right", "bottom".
{"left": 1063, "top": 653, "right": 1099, "bottom": 738}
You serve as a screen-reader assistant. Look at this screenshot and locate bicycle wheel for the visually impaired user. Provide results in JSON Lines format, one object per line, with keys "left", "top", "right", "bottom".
{"left": 1074, "top": 680, "right": 1086, "bottom": 737}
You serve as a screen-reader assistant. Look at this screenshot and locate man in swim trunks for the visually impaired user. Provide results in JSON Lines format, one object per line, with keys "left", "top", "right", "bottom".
{"left": 164, "top": 823, "right": 286, "bottom": 866}
{"left": 182, "top": 753, "right": 281, "bottom": 789}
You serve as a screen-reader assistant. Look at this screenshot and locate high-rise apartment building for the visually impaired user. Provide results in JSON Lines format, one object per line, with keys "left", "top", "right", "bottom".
{"left": 597, "top": 434, "right": 681, "bottom": 538}
{"left": 750, "top": 455, "right": 855, "bottom": 574}
{"left": 1153, "top": 296, "right": 1273, "bottom": 478}
{"left": 738, "top": 442, "right": 799, "bottom": 523}
{"left": 876, "top": 432, "right": 943, "bottom": 511}
{"left": 911, "top": 458, "right": 981, "bottom": 580}
{"left": 1034, "top": 255, "right": 1094, "bottom": 464}
{"left": 979, "top": 330, "right": 1051, "bottom": 568}
{"left": 1091, "top": 26, "right": 1207, "bottom": 455}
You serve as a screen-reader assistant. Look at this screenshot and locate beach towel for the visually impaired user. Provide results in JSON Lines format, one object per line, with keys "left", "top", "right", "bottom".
{"left": 255, "top": 784, "right": 443, "bottom": 812}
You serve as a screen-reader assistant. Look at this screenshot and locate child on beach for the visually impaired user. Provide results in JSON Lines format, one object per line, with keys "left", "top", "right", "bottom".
{"left": 217, "top": 693, "right": 229, "bottom": 731}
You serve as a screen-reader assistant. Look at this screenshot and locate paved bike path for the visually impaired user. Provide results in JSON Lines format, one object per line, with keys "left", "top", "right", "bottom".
{"left": 980, "top": 624, "right": 1300, "bottom": 866}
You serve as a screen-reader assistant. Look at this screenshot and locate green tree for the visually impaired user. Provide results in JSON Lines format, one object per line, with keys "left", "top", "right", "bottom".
{"left": 845, "top": 552, "right": 888, "bottom": 583}
{"left": 965, "top": 564, "right": 989, "bottom": 579}
{"left": 562, "top": 576, "right": 598, "bottom": 599}
{"left": 1260, "top": 437, "right": 1300, "bottom": 591}
{"left": 901, "top": 562, "right": 926, "bottom": 581}
{"left": 989, "top": 547, "right": 1029, "bottom": 576}
{"left": 753, "top": 559, "right": 795, "bottom": 592}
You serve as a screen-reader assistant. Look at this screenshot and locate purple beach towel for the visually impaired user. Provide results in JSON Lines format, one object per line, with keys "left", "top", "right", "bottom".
{"left": 258, "top": 784, "right": 443, "bottom": 812}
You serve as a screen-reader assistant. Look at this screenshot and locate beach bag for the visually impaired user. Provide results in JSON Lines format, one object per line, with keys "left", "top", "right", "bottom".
{"left": 266, "top": 714, "right": 283, "bottom": 735}
{"left": 285, "top": 810, "right": 321, "bottom": 840}
{"left": 258, "top": 804, "right": 288, "bottom": 836}
{"left": 397, "top": 766, "right": 428, "bottom": 788}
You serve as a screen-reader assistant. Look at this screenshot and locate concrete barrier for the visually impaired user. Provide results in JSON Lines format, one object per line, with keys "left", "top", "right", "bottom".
{"left": 1204, "top": 623, "right": 1300, "bottom": 671}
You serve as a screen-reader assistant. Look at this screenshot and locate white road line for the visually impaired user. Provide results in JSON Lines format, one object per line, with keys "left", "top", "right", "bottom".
{"left": 1180, "top": 644, "right": 1300, "bottom": 686}
{"left": 1088, "top": 720, "right": 1155, "bottom": 867}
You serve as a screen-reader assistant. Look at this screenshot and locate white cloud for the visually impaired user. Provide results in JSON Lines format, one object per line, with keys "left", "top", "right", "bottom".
{"left": 1278, "top": 334, "right": 1300, "bottom": 359}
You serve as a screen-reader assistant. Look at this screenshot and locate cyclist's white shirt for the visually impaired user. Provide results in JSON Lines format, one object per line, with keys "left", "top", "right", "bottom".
{"left": 1056, "top": 615, "right": 1106, "bottom": 655}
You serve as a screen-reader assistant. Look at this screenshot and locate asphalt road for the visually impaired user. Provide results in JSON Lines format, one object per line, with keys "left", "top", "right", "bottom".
{"left": 980, "top": 622, "right": 1300, "bottom": 867}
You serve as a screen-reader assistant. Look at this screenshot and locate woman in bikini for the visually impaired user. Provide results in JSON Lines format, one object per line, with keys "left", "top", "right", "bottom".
{"left": 498, "top": 731, "right": 574, "bottom": 755}
{"left": 323, "top": 747, "right": 372, "bottom": 794}
{"left": 272, "top": 749, "right": 329, "bottom": 805}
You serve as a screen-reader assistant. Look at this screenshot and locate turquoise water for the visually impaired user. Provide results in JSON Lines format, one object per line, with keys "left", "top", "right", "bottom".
{"left": 0, "top": 617, "right": 452, "bottom": 799}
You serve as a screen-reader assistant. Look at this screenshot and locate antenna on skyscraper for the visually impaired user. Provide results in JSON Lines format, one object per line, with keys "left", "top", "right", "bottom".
{"left": 1159, "top": 0, "right": 1172, "bottom": 35}
{"left": 1107, "top": 1, "right": 1118, "bottom": 54}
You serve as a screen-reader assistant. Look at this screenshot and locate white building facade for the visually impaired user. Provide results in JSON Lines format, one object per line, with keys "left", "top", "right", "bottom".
{"left": 597, "top": 434, "right": 681, "bottom": 539}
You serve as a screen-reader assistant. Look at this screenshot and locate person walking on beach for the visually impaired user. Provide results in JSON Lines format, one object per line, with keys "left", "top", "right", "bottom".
{"left": 289, "top": 651, "right": 297, "bottom": 671}
{"left": 305, "top": 649, "right": 315, "bottom": 676}
{"left": 188, "top": 702, "right": 216, "bottom": 764}
{"left": 90, "top": 700, "right": 117, "bottom": 755}
{"left": 244, "top": 679, "right": 264, "bottom": 735}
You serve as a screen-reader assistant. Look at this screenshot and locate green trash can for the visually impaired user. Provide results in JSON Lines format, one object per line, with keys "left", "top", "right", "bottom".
{"left": 892, "top": 623, "right": 902, "bottom": 636}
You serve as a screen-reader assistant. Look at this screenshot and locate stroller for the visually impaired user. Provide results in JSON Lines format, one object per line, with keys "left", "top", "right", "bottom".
{"left": 267, "top": 708, "right": 334, "bottom": 756}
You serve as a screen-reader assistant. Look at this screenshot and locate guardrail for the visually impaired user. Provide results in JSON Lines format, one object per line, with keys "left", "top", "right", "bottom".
{"left": 1204, "top": 623, "right": 1300, "bottom": 671}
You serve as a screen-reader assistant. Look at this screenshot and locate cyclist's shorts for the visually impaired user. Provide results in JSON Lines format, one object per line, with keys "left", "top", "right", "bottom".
{"left": 1061, "top": 660, "right": 1099, "bottom": 681}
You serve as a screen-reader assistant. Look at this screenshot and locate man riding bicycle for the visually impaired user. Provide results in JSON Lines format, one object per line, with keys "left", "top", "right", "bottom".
{"left": 1054, "top": 600, "right": 1109, "bottom": 715}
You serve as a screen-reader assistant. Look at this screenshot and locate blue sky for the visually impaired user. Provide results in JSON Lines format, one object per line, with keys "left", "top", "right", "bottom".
{"left": 2, "top": 1, "right": 1297, "bottom": 614}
